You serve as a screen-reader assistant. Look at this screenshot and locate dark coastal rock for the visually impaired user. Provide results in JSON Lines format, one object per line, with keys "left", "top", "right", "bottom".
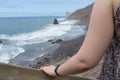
{"left": 52, "top": 42, "right": 55, "bottom": 44}
{"left": 55, "top": 39, "right": 62, "bottom": 43}
{"left": 53, "top": 18, "right": 59, "bottom": 24}
{"left": 67, "top": 4, "right": 93, "bottom": 25}
{"left": 27, "top": 54, "right": 53, "bottom": 68}
{"left": 48, "top": 39, "right": 63, "bottom": 44}
{"left": 0, "top": 40, "right": 2, "bottom": 43}
{"left": 0, "top": 39, "right": 12, "bottom": 45}
{"left": 48, "top": 39, "right": 54, "bottom": 42}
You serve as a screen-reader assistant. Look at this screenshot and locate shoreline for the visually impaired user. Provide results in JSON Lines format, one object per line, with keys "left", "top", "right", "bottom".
{"left": 9, "top": 35, "right": 85, "bottom": 68}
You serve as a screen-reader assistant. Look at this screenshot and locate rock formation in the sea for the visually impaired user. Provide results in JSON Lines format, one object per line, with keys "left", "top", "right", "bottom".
{"left": 48, "top": 39, "right": 63, "bottom": 44}
{"left": 55, "top": 39, "right": 62, "bottom": 43}
{"left": 48, "top": 39, "right": 54, "bottom": 42}
{"left": 66, "top": 12, "right": 71, "bottom": 18}
{"left": 53, "top": 18, "right": 59, "bottom": 24}
{"left": 67, "top": 4, "right": 94, "bottom": 26}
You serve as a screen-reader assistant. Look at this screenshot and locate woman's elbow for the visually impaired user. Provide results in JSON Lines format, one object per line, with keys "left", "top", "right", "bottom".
{"left": 78, "top": 59, "right": 97, "bottom": 72}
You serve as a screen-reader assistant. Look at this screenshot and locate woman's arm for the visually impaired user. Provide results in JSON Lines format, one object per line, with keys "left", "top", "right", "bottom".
{"left": 41, "top": 0, "right": 114, "bottom": 77}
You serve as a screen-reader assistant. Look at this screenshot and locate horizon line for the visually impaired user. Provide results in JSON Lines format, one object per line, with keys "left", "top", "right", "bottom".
{"left": 0, "top": 16, "right": 65, "bottom": 18}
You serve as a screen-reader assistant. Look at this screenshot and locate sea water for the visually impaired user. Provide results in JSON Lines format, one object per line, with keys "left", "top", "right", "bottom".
{"left": 0, "top": 16, "right": 87, "bottom": 63}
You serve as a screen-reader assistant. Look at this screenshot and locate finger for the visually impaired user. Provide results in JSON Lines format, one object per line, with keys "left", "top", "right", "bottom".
{"left": 40, "top": 67, "right": 47, "bottom": 70}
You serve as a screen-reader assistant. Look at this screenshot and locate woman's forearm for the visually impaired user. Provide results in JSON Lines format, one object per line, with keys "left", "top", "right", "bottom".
{"left": 57, "top": 53, "right": 90, "bottom": 76}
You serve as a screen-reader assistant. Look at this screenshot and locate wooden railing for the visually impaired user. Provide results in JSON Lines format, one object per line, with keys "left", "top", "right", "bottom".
{"left": 0, "top": 63, "right": 91, "bottom": 80}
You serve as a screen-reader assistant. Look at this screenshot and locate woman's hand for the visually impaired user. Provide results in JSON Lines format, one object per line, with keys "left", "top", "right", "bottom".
{"left": 40, "top": 65, "right": 57, "bottom": 77}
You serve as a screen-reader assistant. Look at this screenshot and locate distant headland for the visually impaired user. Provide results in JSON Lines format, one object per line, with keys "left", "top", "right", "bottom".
{"left": 67, "top": 4, "right": 94, "bottom": 26}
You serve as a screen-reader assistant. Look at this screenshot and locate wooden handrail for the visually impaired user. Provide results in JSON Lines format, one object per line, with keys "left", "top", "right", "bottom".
{"left": 0, "top": 63, "right": 91, "bottom": 80}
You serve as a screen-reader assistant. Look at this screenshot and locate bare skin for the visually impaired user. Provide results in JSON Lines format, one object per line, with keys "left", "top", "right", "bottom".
{"left": 41, "top": 0, "right": 118, "bottom": 77}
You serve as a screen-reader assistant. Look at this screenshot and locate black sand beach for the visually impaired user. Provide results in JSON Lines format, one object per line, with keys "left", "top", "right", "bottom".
{"left": 9, "top": 35, "right": 85, "bottom": 68}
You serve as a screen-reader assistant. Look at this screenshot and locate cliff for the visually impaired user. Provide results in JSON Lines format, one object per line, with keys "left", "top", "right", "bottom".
{"left": 67, "top": 4, "right": 94, "bottom": 26}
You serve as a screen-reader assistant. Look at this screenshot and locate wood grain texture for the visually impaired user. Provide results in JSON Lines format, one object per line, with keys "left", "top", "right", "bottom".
{"left": 0, "top": 63, "right": 91, "bottom": 80}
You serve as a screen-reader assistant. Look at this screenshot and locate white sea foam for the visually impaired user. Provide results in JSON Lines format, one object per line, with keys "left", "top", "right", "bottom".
{"left": 59, "top": 20, "right": 78, "bottom": 25}
{"left": 0, "top": 44, "right": 25, "bottom": 63}
{"left": 57, "top": 17, "right": 66, "bottom": 21}
{"left": 7, "top": 21, "right": 76, "bottom": 45}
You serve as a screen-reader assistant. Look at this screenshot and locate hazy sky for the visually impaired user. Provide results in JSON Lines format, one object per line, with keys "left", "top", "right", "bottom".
{"left": 0, "top": 0, "right": 94, "bottom": 17}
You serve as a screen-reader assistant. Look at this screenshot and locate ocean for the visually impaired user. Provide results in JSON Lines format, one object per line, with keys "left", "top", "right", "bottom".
{"left": 0, "top": 16, "right": 87, "bottom": 63}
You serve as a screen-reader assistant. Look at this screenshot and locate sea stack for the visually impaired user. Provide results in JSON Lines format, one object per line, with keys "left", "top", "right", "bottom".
{"left": 53, "top": 18, "right": 59, "bottom": 24}
{"left": 66, "top": 12, "right": 71, "bottom": 18}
